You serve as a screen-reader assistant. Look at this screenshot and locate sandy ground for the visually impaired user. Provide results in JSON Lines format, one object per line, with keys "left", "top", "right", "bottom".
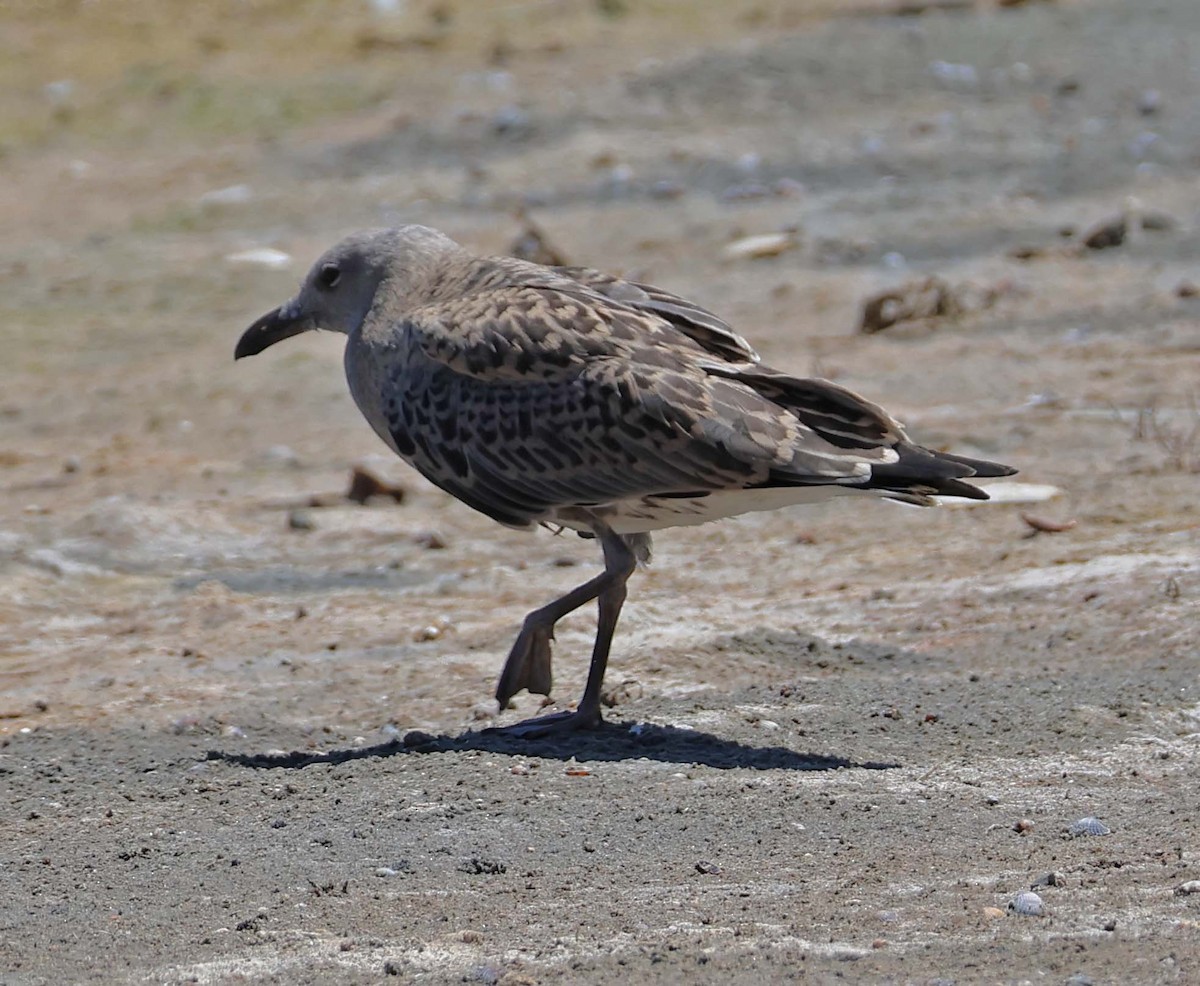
{"left": 2, "top": 0, "right": 1200, "bottom": 982}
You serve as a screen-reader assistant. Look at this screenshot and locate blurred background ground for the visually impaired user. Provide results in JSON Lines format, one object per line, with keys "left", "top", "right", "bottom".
{"left": 1, "top": 1, "right": 1198, "bottom": 983}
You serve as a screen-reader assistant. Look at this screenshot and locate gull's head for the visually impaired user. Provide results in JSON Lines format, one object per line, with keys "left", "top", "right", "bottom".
{"left": 235, "top": 225, "right": 463, "bottom": 359}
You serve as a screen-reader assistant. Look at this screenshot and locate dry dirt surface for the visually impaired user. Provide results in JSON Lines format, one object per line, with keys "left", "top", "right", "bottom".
{"left": 2, "top": 1, "right": 1199, "bottom": 983}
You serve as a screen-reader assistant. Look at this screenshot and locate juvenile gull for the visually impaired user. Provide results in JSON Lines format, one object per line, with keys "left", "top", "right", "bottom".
{"left": 236, "top": 226, "right": 1015, "bottom": 736}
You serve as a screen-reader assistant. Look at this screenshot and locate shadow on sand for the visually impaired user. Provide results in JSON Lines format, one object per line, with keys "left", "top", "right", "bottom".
{"left": 206, "top": 721, "right": 898, "bottom": 772}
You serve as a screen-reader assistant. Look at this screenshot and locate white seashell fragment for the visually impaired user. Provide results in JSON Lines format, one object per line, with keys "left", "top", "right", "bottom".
{"left": 937, "top": 482, "right": 1063, "bottom": 508}
{"left": 1008, "top": 891, "right": 1044, "bottom": 917}
{"left": 1066, "top": 817, "right": 1111, "bottom": 838}
{"left": 226, "top": 248, "right": 293, "bottom": 270}
{"left": 722, "top": 232, "right": 798, "bottom": 260}
{"left": 200, "top": 184, "right": 253, "bottom": 207}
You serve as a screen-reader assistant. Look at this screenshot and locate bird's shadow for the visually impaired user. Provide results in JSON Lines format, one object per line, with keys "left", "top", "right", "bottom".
{"left": 205, "top": 721, "right": 898, "bottom": 772}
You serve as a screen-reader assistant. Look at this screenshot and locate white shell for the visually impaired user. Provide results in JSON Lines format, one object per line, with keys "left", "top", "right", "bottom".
{"left": 1066, "top": 817, "right": 1112, "bottom": 838}
{"left": 226, "top": 248, "right": 293, "bottom": 270}
{"left": 1008, "top": 891, "right": 1044, "bottom": 917}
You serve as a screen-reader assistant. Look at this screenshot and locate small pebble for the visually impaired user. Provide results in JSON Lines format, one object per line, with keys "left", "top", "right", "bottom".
{"left": 491, "top": 105, "right": 532, "bottom": 137}
{"left": 720, "top": 181, "right": 772, "bottom": 202}
{"left": 288, "top": 509, "right": 315, "bottom": 531}
{"left": 735, "top": 152, "right": 762, "bottom": 175}
{"left": 1008, "top": 891, "right": 1044, "bottom": 917}
{"left": 695, "top": 860, "right": 721, "bottom": 875}
{"left": 1139, "top": 209, "right": 1175, "bottom": 231}
{"left": 1137, "top": 89, "right": 1164, "bottom": 116}
{"left": 1175, "top": 880, "right": 1200, "bottom": 896}
{"left": 1066, "top": 817, "right": 1111, "bottom": 838}
{"left": 649, "top": 179, "right": 685, "bottom": 200}
{"left": 1014, "top": 818, "right": 1035, "bottom": 834}
{"left": 1081, "top": 216, "right": 1126, "bottom": 250}
{"left": 44, "top": 78, "right": 74, "bottom": 106}
{"left": 413, "top": 615, "right": 453, "bottom": 642}
{"left": 982, "top": 906, "right": 1006, "bottom": 920}
{"left": 1032, "top": 871, "right": 1067, "bottom": 888}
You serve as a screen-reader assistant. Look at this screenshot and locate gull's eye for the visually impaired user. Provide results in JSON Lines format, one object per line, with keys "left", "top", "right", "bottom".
{"left": 316, "top": 263, "right": 341, "bottom": 290}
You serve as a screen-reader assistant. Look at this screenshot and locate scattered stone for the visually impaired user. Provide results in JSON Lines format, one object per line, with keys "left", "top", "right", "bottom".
{"left": 649, "top": 179, "right": 685, "bottom": 200}
{"left": 491, "top": 104, "right": 532, "bottom": 138}
{"left": 1020, "top": 513, "right": 1077, "bottom": 536}
{"left": 375, "top": 860, "right": 412, "bottom": 877}
{"left": 1081, "top": 216, "right": 1126, "bottom": 250}
{"left": 1177, "top": 281, "right": 1200, "bottom": 298}
{"left": 695, "top": 860, "right": 722, "bottom": 875}
{"left": 928, "top": 60, "right": 979, "bottom": 89}
{"left": 413, "top": 531, "right": 447, "bottom": 549}
{"left": 720, "top": 181, "right": 773, "bottom": 202}
{"left": 459, "top": 856, "right": 506, "bottom": 876}
{"left": 1066, "top": 817, "right": 1111, "bottom": 838}
{"left": 1009, "top": 891, "right": 1045, "bottom": 916}
{"left": 261, "top": 444, "right": 301, "bottom": 468}
{"left": 1032, "top": 871, "right": 1067, "bottom": 888}
{"left": 1014, "top": 818, "right": 1036, "bottom": 834}
{"left": 413, "top": 615, "right": 453, "bottom": 642}
{"left": 43, "top": 78, "right": 75, "bottom": 106}
{"left": 1008, "top": 244, "right": 1049, "bottom": 261}
{"left": 1139, "top": 209, "right": 1175, "bottom": 231}
{"left": 287, "top": 509, "right": 315, "bottom": 532}
{"left": 860, "top": 276, "right": 969, "bottom": 333}
{"left": 1137, "top": 89, "right": 1164, "bottom": 116}
{"left": 600, "top": 679, "right": 643, "bottom": 708}
{"left": 346, "top": 466, "right": 406, "bottom": 505}
{"left": 1175, "top": 880, "right": 1200, "bottom": 896}
{"left": 982, "top": 906, "right": 1007, "bottom": 920}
